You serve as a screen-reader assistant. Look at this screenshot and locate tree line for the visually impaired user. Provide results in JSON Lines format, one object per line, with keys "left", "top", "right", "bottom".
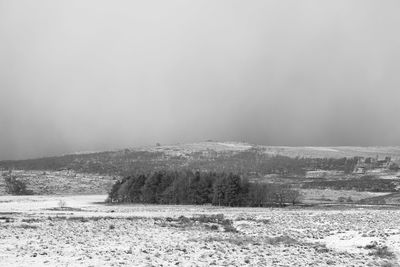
{"left": 108, "top": 170, "right": 302, "bottom": 207}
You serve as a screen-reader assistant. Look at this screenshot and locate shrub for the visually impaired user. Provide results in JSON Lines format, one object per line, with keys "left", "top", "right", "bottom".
{"left": 381, "top": 261, "right": 396, "bottom": 267}
{"left": 202, "top": 236, "right": 256, "bottom": 246}
{"left": 157, "top": 214, "right": 238, "bottom": 232}
{"left": 17, "top": 224, "right": 38, "bottom": 229}
{"left": 178, "top": 215, "right": 191, "bottom": 224}
{"left": 365, "top": 241, "right": 378, "bottom": 250}
{"left": 223, "top": 224, "right": 238, "bottom": 233}
{"left": 265, "top": 235, "right": 298, "bottom": 245}
{"left": 4, "top": 175, "right": 33, "bottom": 195}
{"left": 195, "top": 214, "right": 225, "bottom": 224}
{"left": 210, "top": 224, "right": 219, "bottom": 230}
{"left": 21, "top": 218, "right": 41, "bottom": 223}
{"left": 257, "top": 219, "right": 271, "bottom": 224}
{"left": 368, "top": 246, "right": 395, "bottom": 259}
{"left": 58, "top": 200, "right": 67, "bottom": 208}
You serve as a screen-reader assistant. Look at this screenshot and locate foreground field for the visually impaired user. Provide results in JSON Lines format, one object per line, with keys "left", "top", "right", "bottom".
{"left": 1, "top": 195, "right": 400, "bottom": 266}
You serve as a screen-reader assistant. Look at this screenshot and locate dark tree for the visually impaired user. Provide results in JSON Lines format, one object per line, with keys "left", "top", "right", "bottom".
{"left": 108, "top": 180, "right": 122, "bottom": 202}
{"left": 142, "top": 172, "right": 163, "bottom": 203}
{"left": 212, "top": 174, "right": 227, "bottom": 206}
{"left": 224, "top": 173, "right": 242, "bottom": 206}
{"left": 4, "top": 175, "right": 33, "bottom": 195}
{"left": 128, "top": 174, "right": 147, "bottom": 202}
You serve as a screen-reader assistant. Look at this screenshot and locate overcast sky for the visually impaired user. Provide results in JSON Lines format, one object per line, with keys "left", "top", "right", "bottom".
{"left": 1, "top": 0, "right": 400, "bottom": 160}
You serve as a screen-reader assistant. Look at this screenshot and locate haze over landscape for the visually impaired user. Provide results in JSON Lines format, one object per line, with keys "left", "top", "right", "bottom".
{"left": 1, "top": 0, "right": 400, "bottom": 160}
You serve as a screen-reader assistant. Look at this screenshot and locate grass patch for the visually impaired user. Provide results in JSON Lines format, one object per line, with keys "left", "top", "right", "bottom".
{"left": 235, "top": 215, "right": 270, "bottom": 224}
{"left": 16, "top": 223, "right": 39, "bottom": 229}
{"left": 157, "top": 214, "right": 238, "bottom": 232}
{"left": 365, "top": 242, "right": 395, "bottom": 259}
{"left": 368, "top": 246, "right": 395, "bottom": 259}
{"left": 381, "top": 261, "right": 398, "bottom": 267}
{"left": 203, "top": 236, "right": 258, "bottom": 246}
{"left": 204, "top": 224, "right": 219, "bottom": 231}
{"left": 198, "top": 235, "right": 304, "bottom": 247}
{"left": 193, "top": 214, "right": 226, "bottom": 224}
{"left": 223, "top": 224, "right": 238, "bottom": 233}
{"left": 47, "top": 215, "right": 150, "bottom": 222}
{"left": 46, "top": 207, "right": 84, "bottom": 211}
{"left": 264, "top": 235, "right": 299, "bottom": 245}
{"left": 21, "top": 218, "right": 41, "bottom": 223}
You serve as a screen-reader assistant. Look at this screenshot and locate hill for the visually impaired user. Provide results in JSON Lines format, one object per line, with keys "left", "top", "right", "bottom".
{"left": 1, "top": 142, "right": 400, "bottom": 175}
{"left": 0, "top": 142, "right": 399, "bottom": 196}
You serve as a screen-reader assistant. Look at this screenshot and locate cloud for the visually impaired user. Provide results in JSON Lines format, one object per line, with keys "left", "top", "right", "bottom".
{"left": 1, "top": 0, "right": 400, "bottom": 159}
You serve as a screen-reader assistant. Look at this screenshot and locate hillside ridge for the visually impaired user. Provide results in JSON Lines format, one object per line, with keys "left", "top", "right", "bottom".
{"left": 2, "top": 141, "right": 400, "bottom": 163}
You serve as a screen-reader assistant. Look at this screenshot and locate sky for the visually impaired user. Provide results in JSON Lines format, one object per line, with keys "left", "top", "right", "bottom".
{"left": 1, "top": 0, "right": 400, "bottom": 160}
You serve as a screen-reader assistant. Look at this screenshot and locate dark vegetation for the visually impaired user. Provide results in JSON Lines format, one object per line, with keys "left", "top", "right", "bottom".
{"left": 302, "top": 176, "right": 399, "bottom": 192}
{"left": 199, "top": 235, "right": 300, "bottom": 246}
{"left": 365, "top": 242, "right": 395, "bottom": 259}
{"left": 108, "top": 170, "right": 302, "bottom": 207}
{"left": 0, "top": 149, "right": 358, "bottom": 177}
{"left": 156, "top": 214, "right": 238, "bottom": 232}
{"left": 2, "top": 172, "right": 33, "bottom": 195}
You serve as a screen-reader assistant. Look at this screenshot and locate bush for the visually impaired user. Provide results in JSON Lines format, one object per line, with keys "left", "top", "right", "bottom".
{"left": 202, "top": 236, "right": 257, "bottom": 246}
{"left": 368, "top": 246, "right": 395, "bottom": 259}
{"left": 337, "top": 196, "right": 353, "bottom": 203}
{"left": 381, "top": 261, "right": 397, "bottom": 267}
{"left": 58, "top": 200, "right": 67, "bottom": 208}
{"left": 265, "top": 235, "right": 298, "bottom": 245}
{"left": 195, "top": 214, "right": 225, "bottom": 224}
{"left": 204, "top": 224, "right": 219, "bottom": 231}
{"left": 389, "top": 163, "right": 399, "bottom": 171}
{"left": 177, "top": 215, "right": 190, "bottom": 223}
{"left": 3, "top": 175, "right": 33, "bottom": 195}
{"left": 223, "top": 223, "right": 238, "bottom": 233}
{"left": 17, "top": 224, "right": 38, "bottom": 229}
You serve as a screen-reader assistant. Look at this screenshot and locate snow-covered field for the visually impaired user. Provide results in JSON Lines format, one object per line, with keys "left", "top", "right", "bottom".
{"left": 1, "top": 195, "right": 400, "bottom": 266}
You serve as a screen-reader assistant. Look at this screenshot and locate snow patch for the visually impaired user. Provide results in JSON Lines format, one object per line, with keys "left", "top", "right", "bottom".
{"left": 323, "top": 231, "right": 378, "bottom": 253}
